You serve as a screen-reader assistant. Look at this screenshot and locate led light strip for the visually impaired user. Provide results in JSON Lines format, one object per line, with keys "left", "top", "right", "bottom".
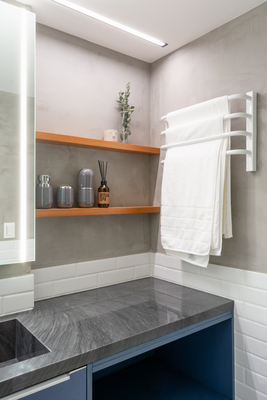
{"left": 20, "top": 9, "right": 27, "bottom": 263}
{"left": 52, "top": 0, "right": 167, "bottom": 47}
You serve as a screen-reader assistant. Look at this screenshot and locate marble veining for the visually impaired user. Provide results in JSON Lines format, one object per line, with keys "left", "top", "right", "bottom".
{"left": 0, "top": 278, "right": 233, "bottom": 398}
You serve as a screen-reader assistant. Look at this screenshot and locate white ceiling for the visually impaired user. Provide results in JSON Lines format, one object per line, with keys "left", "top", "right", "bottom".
{"left": 17, "top": 0, "right": 265, "bottom": 63}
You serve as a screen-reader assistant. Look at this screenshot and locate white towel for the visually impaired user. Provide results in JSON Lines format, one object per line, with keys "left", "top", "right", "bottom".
{"left": 161, "top": 96, "right": 232, "bottom": 268}
{"left": 166, "top": 96, "right": 229, "bottom": 128}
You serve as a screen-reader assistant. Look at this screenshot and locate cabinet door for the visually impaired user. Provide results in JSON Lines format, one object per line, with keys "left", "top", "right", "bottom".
{"left": 6, "top": 367, "right": 86, "bottom": 400}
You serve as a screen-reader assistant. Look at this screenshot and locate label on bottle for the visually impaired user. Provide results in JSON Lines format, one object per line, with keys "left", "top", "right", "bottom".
{"left": 98, "top": 192, "right": 110, "bottom": 205}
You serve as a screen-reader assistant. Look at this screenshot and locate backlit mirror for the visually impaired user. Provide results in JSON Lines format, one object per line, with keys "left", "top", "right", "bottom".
{"left": 0, "top": 1, "right": 35, "bottom": 264}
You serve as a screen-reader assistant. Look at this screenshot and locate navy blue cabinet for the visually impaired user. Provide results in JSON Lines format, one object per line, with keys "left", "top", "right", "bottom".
{"left": 90, "top": 311, "right": 234, "bottom": 400}
{"left": 15, "top": 367, "right": 86, "bottom": 400}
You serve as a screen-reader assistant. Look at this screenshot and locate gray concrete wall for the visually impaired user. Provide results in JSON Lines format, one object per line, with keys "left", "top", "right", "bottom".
{"left": 150, "top": 3, "right": 267, "bottom": 273}
{"left": 33, "top": 24, "right": 152, "bottom": 269}
{"left": 36, "top": 24, "right": 150, "bottom": 145}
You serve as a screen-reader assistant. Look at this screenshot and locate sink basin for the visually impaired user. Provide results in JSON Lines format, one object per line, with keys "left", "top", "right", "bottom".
{"left": 0, "top": 319, "right": 49, "bottom": 368}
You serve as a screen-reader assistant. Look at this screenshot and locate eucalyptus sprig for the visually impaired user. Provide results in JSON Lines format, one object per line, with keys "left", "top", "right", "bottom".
{"left": 117, "top": 82, "right": 135, "bottom": 113}
{"left": 117, "top": 82, "right": 134, "bottom": 141}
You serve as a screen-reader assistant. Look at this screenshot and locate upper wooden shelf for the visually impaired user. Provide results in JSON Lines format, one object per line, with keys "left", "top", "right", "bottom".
{"left": 36, "top": 131, "right": 160, "bottom": 156}
{"left": 36, "top": 206, "right": 160, "bottom": 218}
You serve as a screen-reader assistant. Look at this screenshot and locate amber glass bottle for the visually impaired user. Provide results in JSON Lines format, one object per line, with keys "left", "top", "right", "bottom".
{"left": 98, "top": 180, "right": 109, "bottom": 208}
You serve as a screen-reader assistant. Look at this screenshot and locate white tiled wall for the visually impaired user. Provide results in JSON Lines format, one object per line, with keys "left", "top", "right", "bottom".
{"left": 0, "top": 274, "right": 34, "bottom": 316}
{"left": 33, "top": 252, "right": 152, "bottom": 300}
{"left": 152, "top": 252, "right": 267, "bottom": 400}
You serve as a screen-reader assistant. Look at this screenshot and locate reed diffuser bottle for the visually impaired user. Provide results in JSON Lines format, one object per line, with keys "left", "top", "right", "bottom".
{"left": 98, "top": 160, "right": 109, "bottom": 208}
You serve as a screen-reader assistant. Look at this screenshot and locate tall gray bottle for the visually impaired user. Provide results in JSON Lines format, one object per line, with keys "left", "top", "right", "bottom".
{"left": 78, "top": 169, "right": 94, "bottom": 207}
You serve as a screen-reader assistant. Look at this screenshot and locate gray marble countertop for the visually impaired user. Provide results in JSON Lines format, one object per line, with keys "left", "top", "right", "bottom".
{"left": 0, "top": 277, "right": 234, "bottom": 398}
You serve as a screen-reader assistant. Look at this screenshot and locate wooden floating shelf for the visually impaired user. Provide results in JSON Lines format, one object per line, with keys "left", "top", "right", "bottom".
{"left": 36, "top": 131, "right": 160, "bottom": 156}
{"left": 36, "top": 206, "right": 160, "bottom": 218}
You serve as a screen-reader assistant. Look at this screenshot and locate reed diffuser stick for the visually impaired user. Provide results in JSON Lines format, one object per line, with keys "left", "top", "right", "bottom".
{"left": 98, "top": 160, "right": 108, "bottom": 182}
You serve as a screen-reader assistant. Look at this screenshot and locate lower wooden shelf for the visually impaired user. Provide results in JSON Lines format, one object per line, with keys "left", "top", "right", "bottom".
{"left": 36, "top": 206, "right": 160, "bottom": 218}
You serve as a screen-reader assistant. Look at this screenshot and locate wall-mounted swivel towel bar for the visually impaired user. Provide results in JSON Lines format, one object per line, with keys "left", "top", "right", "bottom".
{"left": 160, "top": 91, "right": 257, "bottom": 171}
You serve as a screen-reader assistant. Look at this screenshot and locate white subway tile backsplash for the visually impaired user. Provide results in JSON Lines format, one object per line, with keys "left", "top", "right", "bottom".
{"left": 117, "top": 253, "right": 150, "bottom": 269}
{"left": 3, "top": 292, "right": 34, "bottom": 314}
{"left": 243, "top": 303, "right": 267, "bottom": 326}
{"left": 166, "top": 255, "right": 182, "bottom": 270}
{"left": 235, "top": 332, "right": 245, "bottom": 351}
{"left": 34, "top": 282, "right": 54, "bottom": 300}
{"left": 54, "top": 274, "right": 98, "bottom": 296}
{"left": 0, "top": 297, "right": 3, "bottom": 315}
{"left": 77, "top": 257, "right": 117, "bottom": 276}
{"left": 235, "top": 331, "right": 267, "bottom": 363}
{"left": 201, "top": 263, "right": 245, "bottom": 285}
{"left": 220, "top": 281, "right": 245, "bottom": 302}
{"left": 240, "top": 286, "right": 267, "bottom": 309}
{"left": 179, "top": 271, "right": 220, "bottom": 294}
{"left": 236, "top": 349, "right": 267, "bottom": 378}
{"left": 180, "top": 261, "right": 201, "bottom": 275}
{"left": 33, "top": 254, "right": 152, "bottom": 301}
{"left": 221, "top": 281, "right": 267, "bottom": 309}
{"left": 236, "top": 317, "right": 267, "bottom": 343}
{"left": 178, "top": 271, "right": 199, "bottom": 288}
{"left": 187, "top": 274, "right": 220, "bottom": 294}
{"left": 135, "top": 264, "right": 151, "bottom": 279}
{"left": 154, "top": 265, "right": 181, "bottom": 283}
{"left": 154, "top": 253, "right": 166, "bottom": 267}
{"left": 33, "top": 264, "right": 76, "bottom": 284}
{"left": 235, "top": 364, "right": 246, "bottom": 383}
{"left": 245, "top": 270, "right": 267, "bottom": 291}
{"left": 98, "top": 268, "right": 134, "bottom": 287}
{"left": 242, "top": 335, "right": 267, "bottom": 360}
{"left": 149, "top": 252, "right": 155, "bottom": 265}
{"left": 245, "top": 369, "right": 267, "bottom": 396}
{"left": 234, "top": 300, "right": 244, "bottom": 318}
{"left": 154, "top": 265, "right": 166, "bottom": 280}
{"left": 236, "top": 381, "right": 267, "bottom": 400}
{"left": 0, "top": 274, "right": 34, "bottom": 296}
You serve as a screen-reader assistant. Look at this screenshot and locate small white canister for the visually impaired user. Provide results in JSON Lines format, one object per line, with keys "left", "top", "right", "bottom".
{"left": 104, "top": 129, "right": 118, "bottom": 142}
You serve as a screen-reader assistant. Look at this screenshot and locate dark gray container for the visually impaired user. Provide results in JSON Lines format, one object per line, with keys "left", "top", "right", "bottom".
{"left": 36, "top": 175, "right": 53, "bottom": 209}
{"left": 78, "top": 169, "right": 94, "bottom": 208}
{"left": 57, "top": 185, "right": 74, "bottom": 208}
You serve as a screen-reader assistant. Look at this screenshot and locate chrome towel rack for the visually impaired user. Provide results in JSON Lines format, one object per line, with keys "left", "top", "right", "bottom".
{"left": 160, "top": 91, "right": 257, "bottom": 171}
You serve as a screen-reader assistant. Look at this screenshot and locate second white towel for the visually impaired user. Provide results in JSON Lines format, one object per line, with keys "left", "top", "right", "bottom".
{"left": 161, "top": 115, "right": 232, "bottom": 268}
